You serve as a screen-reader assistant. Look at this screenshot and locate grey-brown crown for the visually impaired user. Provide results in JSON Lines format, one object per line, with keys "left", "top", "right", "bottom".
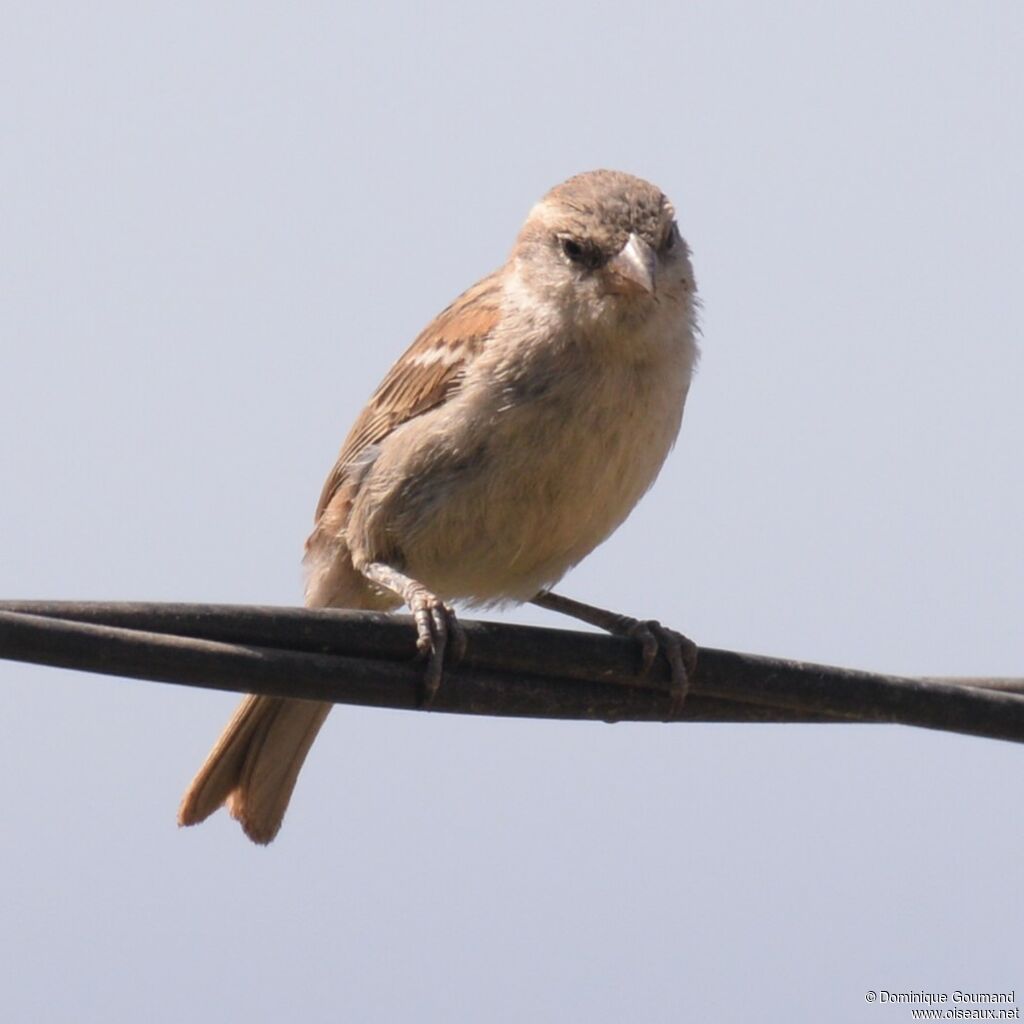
{"left": 517, "top": 169, "right": 675, "bottom": 260}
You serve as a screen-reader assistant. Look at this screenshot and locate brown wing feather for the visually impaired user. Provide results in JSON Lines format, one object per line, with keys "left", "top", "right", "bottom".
{"left": 313, "top": 271, "right": 503, "bottom": 522}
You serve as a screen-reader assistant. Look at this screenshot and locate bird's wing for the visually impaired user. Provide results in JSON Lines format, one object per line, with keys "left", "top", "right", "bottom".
{"left": 313, "top": 271, "right": 503, "bottom": 523}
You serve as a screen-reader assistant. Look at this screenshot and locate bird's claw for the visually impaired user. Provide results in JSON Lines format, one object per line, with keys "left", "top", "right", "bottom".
{"left": 407, "top": 587, "right": 464, "bottom": 705}
{"left": 618, "top": 617, "right": 698, "bottom": 718}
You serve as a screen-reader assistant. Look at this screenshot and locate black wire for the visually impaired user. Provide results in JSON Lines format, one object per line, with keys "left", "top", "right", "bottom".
{"left": 1, "top": 602, "right": 1022, "bottom": 742}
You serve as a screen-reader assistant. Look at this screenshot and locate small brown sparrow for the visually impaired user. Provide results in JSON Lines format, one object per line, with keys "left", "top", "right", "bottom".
{"left": 179, "top": 169, "right": 700, "bottom": 843}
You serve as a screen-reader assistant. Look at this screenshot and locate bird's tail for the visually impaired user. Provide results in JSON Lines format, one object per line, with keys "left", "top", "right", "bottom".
{"left": 178, "top": 537, "right": 384, "bottom": 843}
{"left": 177, "top": 694, "right": 332, "bottom": 844}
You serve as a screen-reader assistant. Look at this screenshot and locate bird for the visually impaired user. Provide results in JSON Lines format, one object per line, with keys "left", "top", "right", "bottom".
{"left": 178, "top": 169, "right": 700, "bottom": 844}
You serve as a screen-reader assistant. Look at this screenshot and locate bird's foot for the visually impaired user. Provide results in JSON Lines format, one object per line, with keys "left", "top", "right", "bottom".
{"left": 530, "top": 590, "right": 696, "bottom": 718}
{"left": 358, "top": 561, "right": 467, "bottom": 706}
{"left": 406, "top": 585, "right": 466, "bottom": 705}
{"left": 611, "top": 616, "right": 697, "bottom": 718}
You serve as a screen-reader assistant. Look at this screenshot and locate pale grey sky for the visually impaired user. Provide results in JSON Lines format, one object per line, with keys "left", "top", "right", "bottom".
{"left": 2, "top": 3, "right": 1022, "bottom": 1022}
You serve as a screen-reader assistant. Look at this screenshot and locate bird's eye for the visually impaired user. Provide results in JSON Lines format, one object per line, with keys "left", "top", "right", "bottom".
{"left": 559, "top": 236, "right": 605, "bottom": 270}
{"left": 561, "top": 237, "right": 586, "bottom": 262}
{"left": 661, "top": 224, "right": 679, "bottom": 254}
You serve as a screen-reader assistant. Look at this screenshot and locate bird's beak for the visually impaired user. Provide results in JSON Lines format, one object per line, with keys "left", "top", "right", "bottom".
{"left": 605, "top": 233, "right": 657, "bottom": 296}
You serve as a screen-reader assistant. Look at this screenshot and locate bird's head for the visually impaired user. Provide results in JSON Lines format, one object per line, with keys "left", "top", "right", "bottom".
{"left": 509, "top": 169, "right": 695, "bottom": 335}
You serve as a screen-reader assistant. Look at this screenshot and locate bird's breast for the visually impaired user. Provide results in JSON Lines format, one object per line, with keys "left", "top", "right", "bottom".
{"left": 372, "top": 321, "right": 697, "bottom": 604}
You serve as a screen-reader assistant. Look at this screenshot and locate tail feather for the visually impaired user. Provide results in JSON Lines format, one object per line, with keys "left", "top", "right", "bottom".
{"left": 180, "top": 542, "right": 382, "bottom": 843}
{"left": 178, "top": 695, "right": 331, "bottom": 845}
